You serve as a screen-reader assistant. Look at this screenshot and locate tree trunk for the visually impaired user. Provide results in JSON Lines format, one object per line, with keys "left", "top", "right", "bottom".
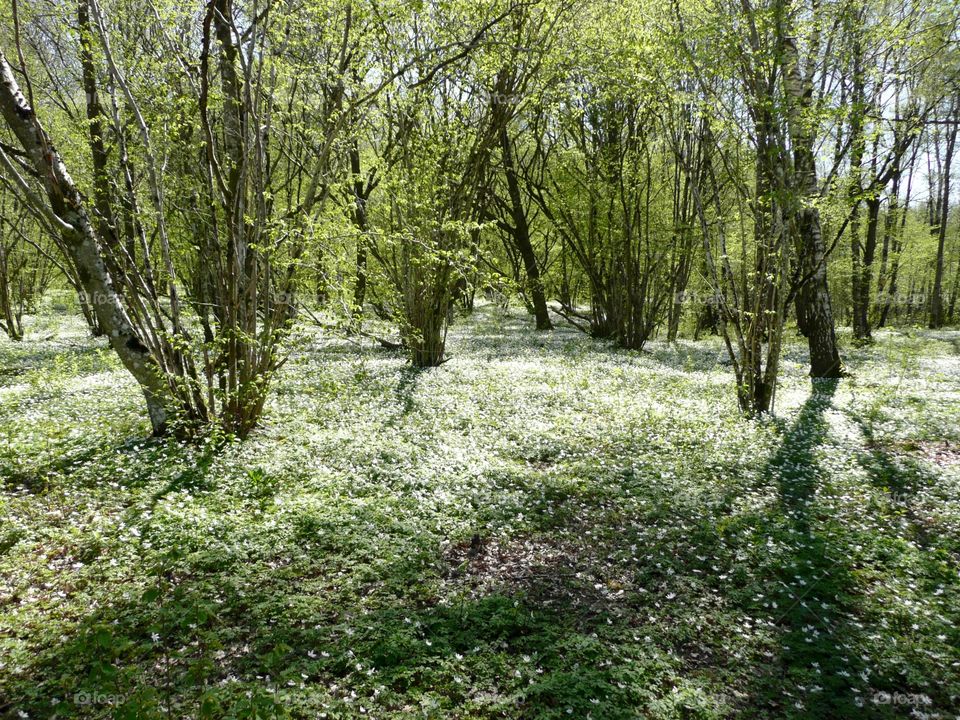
{"left": 930, "top": 106, "right": 957, "bottom": 329}
{"left": 877, "top": 156, "right": 914, "bottom": 328}
{"left": 948, "top": 249, "right": 960, "bottom": 323}
{"left": 874, "top": 167, "right": 900, "bottom": 327}
{"left": 349, "top": 139, "right": 369, "bottom": 327}
{"left": 0, "top": 48, "right": 169, "bottom": 433}
{"left": 78, "top": 0, "right": 118, "bottom": 248}
{"left": 0, "top": 239, "right": 23, "bottom": 340}
{"left": 848, "top": 33, "right": 868, "bottom": 343}
{"left": 852, "top": 196, "right": 880, "bottom": 340}
{"left": 781, "top": 34, "right": 843, "bottom": 375}
{"left": 499, "top": 126, "right": 551, "bottom": 330}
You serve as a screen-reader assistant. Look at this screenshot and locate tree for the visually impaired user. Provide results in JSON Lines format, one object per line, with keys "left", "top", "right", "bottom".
{"left": 1, "top": 0, "right": 362, "bottom": 434}
{"left": 780, "top": 0, "right": 843, "bottom": 375}
{"left": 0, "top": 48, "right": 172, "bottom": 429}
{"left": 0, "top": 193, "right": 56, "bottom": 340}
{"left": 929, "top": 101, "right": 958, "bottom": 329}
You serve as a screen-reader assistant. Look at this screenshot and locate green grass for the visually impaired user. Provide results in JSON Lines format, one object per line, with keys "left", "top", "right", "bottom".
{"left": 1, "top": 307, "right": 959, "bottom": 719}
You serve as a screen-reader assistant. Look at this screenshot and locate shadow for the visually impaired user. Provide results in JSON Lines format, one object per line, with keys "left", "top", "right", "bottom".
{"left": 774, "top": 379, "right": 839, "bottom": 529}
{"left": 0, "top": 520, "right": 650, "bottom": 720}
{"left": 737, "top": 379, "right": 871, "bottom": 717}
{"left": 645, "top": 340, "right": 727, "bottom": 374}
{"left": 393, "top": 366, "right": 425, "bottom": 417}
{"left": 849, "top": 413, "right": 935, "bottom": 512}
{"left": 0, "top": 338, "right": 113, "bottom": 389}
{"left": 0, "top": 398, "right": 759, "bottom": 720}
{"left": 849, "top": 406, "right": 960, "bottom": 575}
{"left": 142, "top": 443, "right": 218, "bottom": 508}
{"left": 853, "top": 412, "right": 927, "bottom": 524}
{"left": 0, "top": 435, "right": 163, "bottom": 495}
{"left": 6, "top": 309, "right": 960, "bottom": 719}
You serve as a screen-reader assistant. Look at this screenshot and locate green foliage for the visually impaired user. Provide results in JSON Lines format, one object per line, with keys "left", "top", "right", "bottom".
{"left": 2, "top": 307, "right": 959, "bottom": 718}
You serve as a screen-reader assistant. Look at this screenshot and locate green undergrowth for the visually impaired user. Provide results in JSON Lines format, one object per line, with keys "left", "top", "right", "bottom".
{"left": 1, "top": 308, "right": 958, "bottom": 719}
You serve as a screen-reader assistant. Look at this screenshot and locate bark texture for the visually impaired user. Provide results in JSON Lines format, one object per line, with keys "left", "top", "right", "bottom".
{"left": 0, "top": 48, "right": 169, "bottom": 432}
{"left": 781, "top": 35, "right": 844, "bottom": 375}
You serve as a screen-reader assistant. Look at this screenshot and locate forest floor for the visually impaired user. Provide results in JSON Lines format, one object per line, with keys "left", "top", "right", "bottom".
{"left": 1, "top": 305, "right": 959, "bottom": 720}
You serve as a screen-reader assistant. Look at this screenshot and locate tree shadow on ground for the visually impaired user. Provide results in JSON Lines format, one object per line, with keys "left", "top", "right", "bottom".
{"left": 0, "top": 435, "right": 161, "bottom": 495}
{"left": 1, "top": 412, "right": 815, "bottom": 720}
{"left": 392, "top": 365, "right": 425, "bottom": 417}
{"left": 736, "top": 379, "right": 872, "bottom": 718}
{"left": 850, "top": 410, "right": 936, "bottom": 548}
{"left": 2, "top": 528, "right": 689, "bottom": 719}
{"left": 645, "top": 340, "right": 728, "bottom": 373}
{"left": 0, "top": 337, "right": 106, "bottom": 368}
{"left": 0, "top": 416, "right": 773, "bottom": 720}
{"left": 5, "top": 325, "right": 959, "bottom": 720}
